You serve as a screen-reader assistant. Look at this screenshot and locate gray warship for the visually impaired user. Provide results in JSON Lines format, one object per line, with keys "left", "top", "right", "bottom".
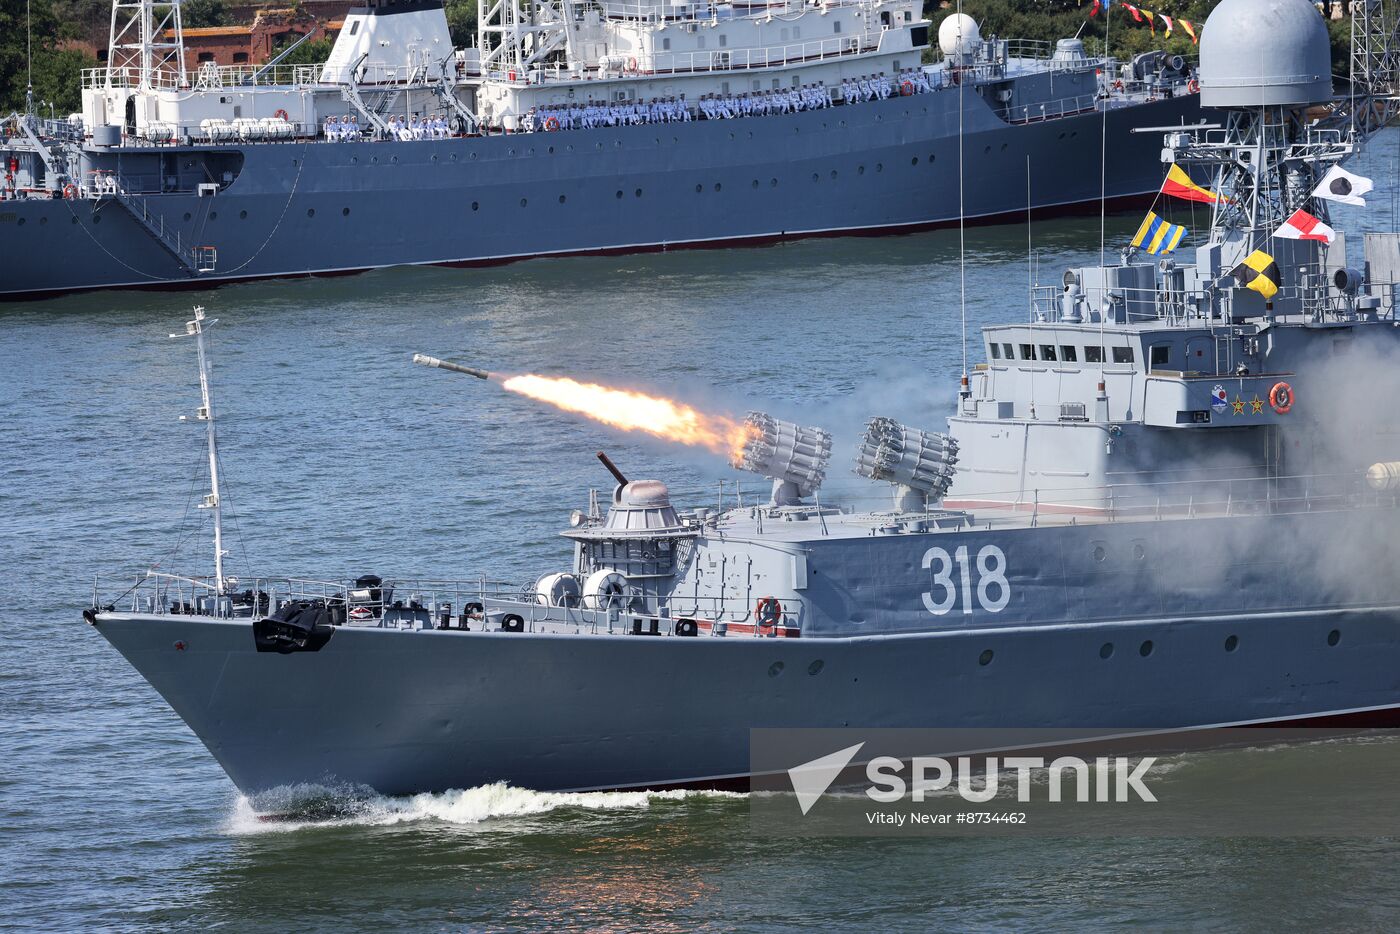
{"left": 0, "top": 0, "right": 1202, "bottom": 298}
{"left": 88, "top": 0, "right": 1400, "bottom": 796}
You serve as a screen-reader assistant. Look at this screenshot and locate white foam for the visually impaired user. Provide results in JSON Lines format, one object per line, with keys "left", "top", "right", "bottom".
{"left": 225, "top": 781, "right": 744, "bottom": 835}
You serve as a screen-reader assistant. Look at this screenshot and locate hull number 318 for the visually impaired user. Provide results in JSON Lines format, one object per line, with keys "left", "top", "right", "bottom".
{"left": 921, "top": 545, "right": 1010, "bottom": 615}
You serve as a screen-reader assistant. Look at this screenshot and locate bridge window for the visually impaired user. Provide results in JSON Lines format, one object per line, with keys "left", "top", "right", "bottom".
{"left": 232, "top": 52, "right": 249, "bottom": 64}
{"left": 1019, "top": 344, "right": 1036, "bottom": 360}
{"left": 1084, "top": 346, "right": 1103, "bottom": 363}
{"left": 1002, "top": 343, "right": 1014, "bottom": 359}
{"left": 662, "top": 37, "right": 670, "bottom": 50}
{"left": 1039, "top": 345, "right": 1057, "bottom": 361}
{"left": 1060, "top": 345, "right": 1077, "bottom": 362}
{"left": 1150, "top": 344, "right": 1171, "bottom": 367}
{"left": 989, "top": 343, "right": 1001, "bottom": 359}
{"left": 1112, "top": 346, "right": 1135, "bottom": 364}
{"left": 197, "top": 52, "right": 215, "bottom": 63}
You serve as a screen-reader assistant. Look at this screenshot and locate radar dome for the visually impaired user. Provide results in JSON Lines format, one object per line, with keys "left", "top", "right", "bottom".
{"left": 938, "top": 14, "right": 981, "bottom": 65}
{"left": 1198, "top": 0, "right": 1331, "bottom": 107}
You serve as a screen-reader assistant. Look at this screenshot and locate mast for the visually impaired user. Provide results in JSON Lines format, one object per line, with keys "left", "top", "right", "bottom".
{"left": 172, "top": 307, "right": 226, "bottom": 593}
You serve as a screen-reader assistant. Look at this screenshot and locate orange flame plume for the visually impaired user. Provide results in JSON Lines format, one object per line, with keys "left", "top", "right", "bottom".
{"left": 500, "top": 374, "right": 753, "bottom": 456}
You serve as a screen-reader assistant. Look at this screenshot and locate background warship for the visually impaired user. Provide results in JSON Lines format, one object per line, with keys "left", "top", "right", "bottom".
{"left": 88, "top": 0, "right": 1400, "bottom": 796}
{"left": 0, "top": 0, "right": 1201, "bottom": 298}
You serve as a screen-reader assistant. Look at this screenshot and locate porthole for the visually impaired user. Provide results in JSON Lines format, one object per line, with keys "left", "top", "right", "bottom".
{"left": 1224, "top": 635, "right": 1239, "bottom": 653}
{"left": 291, "top": 159, "right": 298, "bottom": 167}
{"left": 558, "top": 194, "right": 566, "bottom": 204}
{"left": 1092, "top": 545, "right": 1106, "bottom": 562}
{"left": 634, "top": 188, "right": 642, "bottom": 198}
{"left": 1133, "top": 543, "right": 1146, "bottom": 561}
{"left": 450, "top": 153, "right": 457, "bottom": 162}
{"left": 239, "top": 210, "right": 247, "bottom": 219}
{"left": 728, "top": 132, "right": 735, "bottom": 140}
{"left": 808, "top": 660, "right": 824, "bottom": 676}
{"left": 547, "top": 146, "right": 554, "bottom": 154}
{"left": 594, "top": 142, "right": 602, "bottom": 151}
{"left": 713, "top": 182, "right": 721, "bottom": 192}
{"left": 911, "top": 156, "right": 919, "bottom": 165}
{"left": 1139, "top": 640, "right": 1154, "bottom": 657}
{"left": 770, "top": 178, "right": 777, "bottom": 187}
{"left": 92, "top": 215, "right": 101, "bottom": 224}
{"left": 470, "top": 151, "right": 478, "bottom": 160}
{"left": 70, "top": 216, "right": 78, "bottom": 224}
{"left": 1099, "top": 642, "right": 1114, "bottom": 659}
{"left": 768, "top": 661, "right": 785, "bottom": 678}
{"left": 830, "top": 169, "right": 837, "bottom": 179}
{"left": 812, "top": 173, "right": 819, "bottom": 183}
{"left": 695, "top": 183, "right": 702, "bottom": 193}
{"left": 615, "top": 190, "right": 623, "bottom": 199}
{"left": 752, "top": 178, "right": 759, "bottom": 188}
{"left": 507, "top": 149, "right": 514, "bottom": 157}
{"left": 372, "top": 156, "right": 379, "bottom": 164}
{"left": 1058, "top": 132, "right": 1066, "bottom": 140}
{"left": 747, "top": 131, "right": 753, "bottom": 139}
{"left": 1001, "top": 143, "right": 1009, "bottom": 151}
{"left": 208, "top": 211, "right": 217, "bottom": 220}
{"left": 857, "top": 165, "right": 865, "bottom": 175}
{"left": 391, "top": 155, "right": 398, "bottom": 164}
{"left": 471, "top": 201, "right": 479, "bottom": 211}
{"left": 876, "top": 163, "right": 883, "bottom": 172}
{"left": 38, "top": 216, "right": 46, "bottom": 225}
{"left": 978, "top": 649, "right": 994, "bottom": 667}
{"left": 1327, "top": 629, "right": 1341, "bottom": 647}
{"left": 983, "top": 146, "right": 990, "bottom": 154}
{"left": 306, "top": 208, "right": 315, "bottom": 218}
{"left": 342, "top": 207, "right": 350, "bottom": 217}
{"left": 183, "top": 212, "right": 192, "bottom": 221}
{"left": 929, "top": 153, "right": 935, "bottom": 163}
{"left": 519, "top": 197, "right": 527, "bottom": 207}
{"left": 431, "top": 154, "right": 438, "bottom": 162}
{"left": 350, "top": 156, "right": 358, "bottom": 165}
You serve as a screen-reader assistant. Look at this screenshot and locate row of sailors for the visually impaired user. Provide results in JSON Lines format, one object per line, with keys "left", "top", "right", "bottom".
{"left": 523, "top": 69, "right": 936, "bottom": 133}
{"left": 840, "top": 69, "right": 934, "bottom": 103}
{"left": 698, "top": 84, "right": 832, "bottom": 119}
{"left": 529, "top": 98, "right": 694, "bottom": 131}
{"left": 323, "top": 115, "right": 362, "bottom": 140}
{"left": 386, "top": 114, "right": 453, "bottom": 140}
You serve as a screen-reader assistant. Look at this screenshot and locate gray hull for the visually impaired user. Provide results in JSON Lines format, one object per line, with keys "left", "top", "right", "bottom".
{"left": 92, "top": 508, "right": 1400, "bottom": 794}
{"left": 3, "top": 93, "right": 1199, "bottom": 298}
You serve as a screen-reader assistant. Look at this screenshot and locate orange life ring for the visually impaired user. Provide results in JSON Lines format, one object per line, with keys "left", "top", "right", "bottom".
{"left": 274, "top": 108, "right": 289, "bottom": 121}
{"left": 62, "top": 182, "right": 77, "bottom": 200}
{"left": 755, "top": 596, "right": 782, "bottom": 628}
{"left": 626, "top": 56, "right": 638, "bottom": 72}
{"left": 900, "top": 80, "right": 914, "bottom": 96}
{"left": 544, "top": 116, "right": 560, "bottom": 131}
{"left": 1113, "top": 79, "right": 1124, "bottom": 92}
{"left": 1187, "top": 79, "right": 1200, "bottom": 94}
{"left": 1269, "top": 381, "right": 1294, "bottom": 414}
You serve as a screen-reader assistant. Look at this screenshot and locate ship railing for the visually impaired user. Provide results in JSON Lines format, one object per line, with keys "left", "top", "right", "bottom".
{"left": 81, "top": 60, "right": 436, "bottom": 92}
{"left": 94, "top": 573, "right": 794, "bottom": 637}
{"left": 945, "top": 471, "right": 1393, "bottom": 527}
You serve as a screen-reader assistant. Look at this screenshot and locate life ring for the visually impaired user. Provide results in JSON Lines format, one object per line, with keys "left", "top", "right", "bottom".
{"left": 900, "top": 80, "right": 914, "bottom": 96}
{"left": 626, "top": 56, "right": 638, "bottom": 73}
{"left": 1187, "top": 79, "right": 1200, "bottom": 94}
{"left": 755, "top": 596, "right": 782, "bottom": 628}
{"left": 62, "top": 182, "right": 77, "bottom": 200}
{"left": 544, "top": 116, "right": 560, "bottom": 131}
{"left": 274, "top": 108, "right": 289, "bottom": 121}
{"left": 1113, "top": 79, "right": 1124, "bottom": 92}
{"left": 1269, "top": 381, "right": 1294, "bottom": 414}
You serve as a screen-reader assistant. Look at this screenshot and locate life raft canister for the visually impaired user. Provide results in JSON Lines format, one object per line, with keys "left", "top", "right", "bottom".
{"left": 274, "top": 108, "right": 289, "bottom": 121}
{"left": 755, "top": 596, "right": 782, "bottom": 628}
{"left": 1270, "top": 381, "right": 1294, "bottom": 414}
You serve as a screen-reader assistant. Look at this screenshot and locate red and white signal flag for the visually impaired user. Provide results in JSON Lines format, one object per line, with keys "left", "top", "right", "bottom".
{"left": 1273, "top": 208, "right": 1337, "bottom": 245}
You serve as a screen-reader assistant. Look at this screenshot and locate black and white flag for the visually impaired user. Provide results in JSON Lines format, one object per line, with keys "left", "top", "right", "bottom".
{"left": 1312, "top": 165, "right": 1374, "bottom": 206}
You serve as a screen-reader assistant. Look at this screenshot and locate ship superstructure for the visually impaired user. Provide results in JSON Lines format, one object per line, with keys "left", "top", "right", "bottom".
{"left": 0, "top": 0, "right": 1202, "bottom": 297}
{"left": 85, "top": 0, "right": 1400, "bottom": 797}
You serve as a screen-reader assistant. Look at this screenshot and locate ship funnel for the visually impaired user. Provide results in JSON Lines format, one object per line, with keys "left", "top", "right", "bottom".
{"left": 730, "top": 412, "right": 833, "bottom": 507}
{"left": 853, "top": 417, "right": 959, "bottom": 513}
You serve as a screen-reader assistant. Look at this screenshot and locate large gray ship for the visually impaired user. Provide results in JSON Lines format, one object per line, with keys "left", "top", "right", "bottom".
{"left": 88, "top": 0, "right": 1400, "bottom": 796}
{"left": 0, "top": 0, "right": 1202, "bottom": 298}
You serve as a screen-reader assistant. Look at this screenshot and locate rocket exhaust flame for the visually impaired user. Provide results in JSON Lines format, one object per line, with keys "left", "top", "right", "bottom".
{"left": 498, "top": 374, "right": 755, "bottom": 456}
